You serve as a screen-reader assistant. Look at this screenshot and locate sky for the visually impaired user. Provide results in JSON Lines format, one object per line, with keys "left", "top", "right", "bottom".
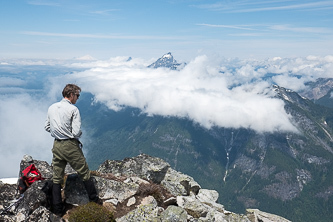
{"left": 0, "top": 0, "right": 333, "bottom": 178}
{"left": 1, "top": 0, "right": 333, "bottom": 60}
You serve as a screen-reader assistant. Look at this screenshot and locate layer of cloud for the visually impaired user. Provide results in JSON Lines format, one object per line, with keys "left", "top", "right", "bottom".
{"left": 0, "top": 93, "right": 53, "bottom": 178}
{"left": 61, "top": 55, "right": 333, "bottom": 133}
{"left": 0, "top": 77, "right": 26, "bottom": 87}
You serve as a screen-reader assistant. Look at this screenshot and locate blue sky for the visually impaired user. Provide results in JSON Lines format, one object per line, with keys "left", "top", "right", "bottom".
{"left": 1, "top": 0, "right": 333, "bottom": 61}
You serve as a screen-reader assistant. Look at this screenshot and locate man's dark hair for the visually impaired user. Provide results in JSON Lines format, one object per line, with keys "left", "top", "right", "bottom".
{"left": 62, "top": 84, "right": 81, "bottom": 98}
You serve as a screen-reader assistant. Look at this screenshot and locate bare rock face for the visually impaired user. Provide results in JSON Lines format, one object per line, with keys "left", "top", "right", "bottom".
{"left": 160, "top": 205, "right": 187, "bottom": 222}
{"left": 299, "top": 78, "right": 333, "bottom": 100}
{"left": 161, "top": 168, "right": 201, "bottom": 196}
{"left": 97, "top": 153, "right": 170, "bottom": 183}
{"left": 0, "top": 154, "right": 291, "bottom": 222}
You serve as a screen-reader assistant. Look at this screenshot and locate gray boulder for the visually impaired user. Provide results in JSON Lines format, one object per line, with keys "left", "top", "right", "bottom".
{"left": 161, "top": 168, "right": 201, "bottom": 196}
{"left": 160, "top": 205, "right": 187, "bottom": 222}
{"left": 26, "top": 206, "right": 62, "bottom": 222}
{"left": 97, "top": 153, "right": 170, "bottom": 183}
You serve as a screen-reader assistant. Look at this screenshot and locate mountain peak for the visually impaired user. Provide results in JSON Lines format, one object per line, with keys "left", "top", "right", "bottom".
{"left": 148, "top": 52, "right": 183, "bottom": 70}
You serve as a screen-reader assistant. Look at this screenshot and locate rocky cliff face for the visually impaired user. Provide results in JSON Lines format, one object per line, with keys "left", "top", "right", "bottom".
{"left": 299, "top": 78, "right": 333, "bottom": 100}
{"left": 0, "top": 154, "right": 290, "bottom": 222}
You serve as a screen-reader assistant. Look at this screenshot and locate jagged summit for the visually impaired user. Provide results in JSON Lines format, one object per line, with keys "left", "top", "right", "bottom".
{"left": 162, "top": 52, "right": 172, "bottom": 59}
{"left": 148, "top": 52, "right": 183, "bottom": 70}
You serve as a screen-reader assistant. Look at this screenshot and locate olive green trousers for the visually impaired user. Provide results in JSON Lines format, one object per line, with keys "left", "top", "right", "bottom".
{"left": 52, "top": 139, "right": 90, "bottom": 184}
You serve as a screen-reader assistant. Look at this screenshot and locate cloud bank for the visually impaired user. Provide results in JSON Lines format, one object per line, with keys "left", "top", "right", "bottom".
{"left": 64, "top": 55, "right": 332, "bottom": 133}
{"left": 0, "top": 93, "right": 53, "bottom": 178}
{"left": 67, "top": 56, "right": 297, "bottom": 133}
{"left": 0, "top": 54, "right": 332, "bottom": 177}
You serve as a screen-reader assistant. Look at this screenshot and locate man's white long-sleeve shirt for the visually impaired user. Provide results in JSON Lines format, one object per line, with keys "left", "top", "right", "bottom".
{"left": 45, "top": 98, "right": 82, "bottom": 140}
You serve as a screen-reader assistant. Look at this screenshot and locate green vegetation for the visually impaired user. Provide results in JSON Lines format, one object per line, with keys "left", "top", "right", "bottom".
{"left": 264, "top": 147, "right": 299, "bottom": 174}
{"left": 68, "top": 202, "right": 115, "bottom": 222}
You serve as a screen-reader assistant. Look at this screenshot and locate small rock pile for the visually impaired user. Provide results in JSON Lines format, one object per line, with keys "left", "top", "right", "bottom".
{"left": 0, "top": 154, "right": 291, "bottom": 222}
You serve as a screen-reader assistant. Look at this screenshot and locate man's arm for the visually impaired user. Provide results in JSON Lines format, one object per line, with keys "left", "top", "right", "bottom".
{"left": 44, "top": 114, "right": 51, "bottom": 133}
{"left": 72, "top": 108, "right": 82, "bottom": 138}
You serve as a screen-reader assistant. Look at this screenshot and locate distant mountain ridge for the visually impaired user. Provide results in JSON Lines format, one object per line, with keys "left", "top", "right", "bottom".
{"left": 300, "top": 78, "right": 333, "bottom": 100}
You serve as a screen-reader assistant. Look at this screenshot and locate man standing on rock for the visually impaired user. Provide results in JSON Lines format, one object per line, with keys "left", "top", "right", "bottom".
{"left": 45, "top": 83, "right": 99, "bottom": 216}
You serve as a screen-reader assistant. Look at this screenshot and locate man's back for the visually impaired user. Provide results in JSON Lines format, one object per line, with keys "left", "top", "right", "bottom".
{"left": 45, "top": 98, "right": 82, "bottom": 140}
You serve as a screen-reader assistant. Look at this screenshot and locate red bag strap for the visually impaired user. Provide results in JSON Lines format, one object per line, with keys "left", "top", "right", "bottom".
{"left": 22, "top": 164, "right": 35, "bottom": 177}
{"left": 22, "top": 164, "right": 43, "bottom": 179}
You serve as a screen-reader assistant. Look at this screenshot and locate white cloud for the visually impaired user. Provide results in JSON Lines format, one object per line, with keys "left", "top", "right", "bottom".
{"left": 0, "top": 77, "right": 26, "bottom": 87}
{"left": 197, "top": 23, "right": 256, "bottom": 31}
{"left": 90, "top": 9, "right": 119, "bottom": 15}
{"left": 0, "top": 94, "right": 53, "bottom": 178}
{"left": 62, "top": 54, "right": 331, "bottom": 134}
{"left": 270, "top": 25, "right": 331, "bottom": 34}
{"left": 68, "top": 56, "right": 149, "bottom": 69}
{"left": 62, "top": 55, "right": 299, "bottom": 133}
{"left": 75, "top": 55, "right": 97, "bottom": 61}
{"left": 272, "top": 75, "right": 307, "bottom": 92}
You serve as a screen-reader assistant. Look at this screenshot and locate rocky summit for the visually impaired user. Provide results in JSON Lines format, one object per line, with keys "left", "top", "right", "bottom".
{"left": 0, "top": 154, "right": 291, "bottom": 222}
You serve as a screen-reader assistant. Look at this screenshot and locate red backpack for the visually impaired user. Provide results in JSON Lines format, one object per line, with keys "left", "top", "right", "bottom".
{"left": 18, "top": 164, "right": 44, "bottom": 193}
